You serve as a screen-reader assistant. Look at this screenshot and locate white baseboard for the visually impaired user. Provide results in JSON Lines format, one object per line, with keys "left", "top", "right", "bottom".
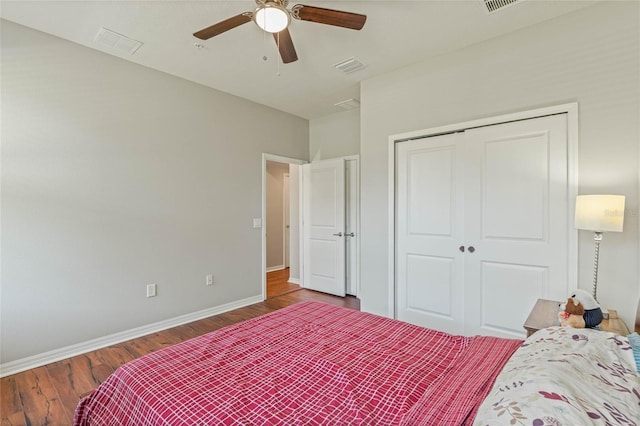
{"left": 266, "top": 265, "right": 285, "bottom": 273}
{"left": 288, "top": 277, "right": 301, "bottom": 285}
{"left": 0, "top": 295, "right": 263, "bottom": 378}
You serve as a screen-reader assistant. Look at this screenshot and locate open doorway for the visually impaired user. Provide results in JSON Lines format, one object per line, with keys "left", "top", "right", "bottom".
{"left": 261, "top": 154, "right": 360, "bottom": 300}
{"left": 262, "top": 154, "right": 305, "bottom": 300}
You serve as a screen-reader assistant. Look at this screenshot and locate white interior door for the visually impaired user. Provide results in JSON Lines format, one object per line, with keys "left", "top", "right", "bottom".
{"left": 302, "top": 159, "right": 346, "bottom": 296}
{"left": 463, "top": 114, "right": 569, "bottom": 338}
{"left": 396, "top": 133, "right": 465, "bottom": 335}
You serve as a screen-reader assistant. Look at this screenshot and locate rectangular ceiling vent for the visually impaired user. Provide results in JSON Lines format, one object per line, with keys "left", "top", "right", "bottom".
{"left": 334, "top": 99, "right": 360, "bottom": 111}
{"left": 481, "top": 0, "right": 522, "bottom": 13}
{"left": 333, "top": 57, "right": 367, "bottom": 74}
{"left": 95, "top": 28, "right": 143, "bottom": 55}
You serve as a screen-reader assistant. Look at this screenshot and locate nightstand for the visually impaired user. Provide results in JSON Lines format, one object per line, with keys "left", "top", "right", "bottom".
{"left": 600, "top": 310, "right": 630, "bottom": 335}
{"left": 523, "top": 299, "right": 560, "bottom": 337}
{"left": 523, "top": 298, "right": 630, "bottom": 337}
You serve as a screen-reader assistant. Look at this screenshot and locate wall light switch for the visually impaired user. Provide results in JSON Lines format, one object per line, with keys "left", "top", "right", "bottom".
{"left": 146, "top": 283, "right": 157, "bottom": 298}
{"left": 206, "top": 274, "right": 214, "bottom": 286}
{"left": 253, "top": 218, "right": 262, "bottom": 228}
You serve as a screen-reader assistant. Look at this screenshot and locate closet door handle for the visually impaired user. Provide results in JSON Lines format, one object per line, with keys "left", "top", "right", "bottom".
{"left": 459, "top": 245, "right": 465, "bottom": 252}
{"left": 346, "top": 232, "right": 355, "bottom": 237}
{"left": 468, "top": 246, "right": 475, "bottom": 253}
{"left": 332, "top": 232, "right": 343, "bottom": 237}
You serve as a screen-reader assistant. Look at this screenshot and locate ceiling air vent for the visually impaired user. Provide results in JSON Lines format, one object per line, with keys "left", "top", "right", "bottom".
{"left": 334, "top": 99, "right": 360, "bottom": 111}
{"left": 481, "top": 0, "right": 522, "bottom": 13}
{"left": 333, "top": 57, "right": 367, "bottom": 74}
{"left": 95, "top": 28, "right": 143, "bottom": 55}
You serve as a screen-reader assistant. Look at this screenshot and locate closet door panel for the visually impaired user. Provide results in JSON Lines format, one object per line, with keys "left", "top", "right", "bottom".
{"left": 482, "top": 135, "right": 548, "bottom": 240}
{"left": 406, "top": 254, "right": 454, "bottom": 316}
{"left": 464, "top": 114, "right": 568, "bottom": 338}
{"left": 407, "top": 148, "right": 454, "bottom": 236}
{"left": 396, "top": 134, "right": 465, "bottom": 335}
{"left": 481, "top": 262, "right": 548, "bottom": 333}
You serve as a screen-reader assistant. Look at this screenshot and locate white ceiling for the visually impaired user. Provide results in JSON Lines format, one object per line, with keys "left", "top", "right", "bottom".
{"left": 1, "top": 0, "right": 598, "bottom": 120}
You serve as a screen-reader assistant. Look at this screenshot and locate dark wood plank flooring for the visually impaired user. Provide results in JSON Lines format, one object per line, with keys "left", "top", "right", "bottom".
{"left": 266, "top": 268, "right": 300, "bottom": 298}
{"left": 1, "top": 285, "right": 358, "bottom": 425}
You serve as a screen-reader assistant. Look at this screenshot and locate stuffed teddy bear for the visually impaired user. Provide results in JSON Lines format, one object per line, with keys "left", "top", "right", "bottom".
{"left": 571, "top": 289, "right": 603, "bottom": 328}
{"left": 558, "top": 297, "right": 586, "bottom": 328}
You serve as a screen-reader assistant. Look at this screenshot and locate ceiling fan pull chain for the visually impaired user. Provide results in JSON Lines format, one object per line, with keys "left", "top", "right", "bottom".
{"left": 262, "top": 24, "right": 269, "bottom": 62}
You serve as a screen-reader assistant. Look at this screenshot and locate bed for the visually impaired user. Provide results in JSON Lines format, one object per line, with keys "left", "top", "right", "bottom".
{"left": 75, "top": 300, "right": 640, "bottom": 425}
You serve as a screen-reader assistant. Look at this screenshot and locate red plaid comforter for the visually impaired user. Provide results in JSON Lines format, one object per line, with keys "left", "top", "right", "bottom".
{"left": 74, "top": 301, "right": 521, "bottom": 425}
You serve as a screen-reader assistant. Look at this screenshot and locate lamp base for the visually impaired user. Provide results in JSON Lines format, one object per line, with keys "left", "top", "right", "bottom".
{"left": 591, "top": 232, "right": 602, "bottom": 303}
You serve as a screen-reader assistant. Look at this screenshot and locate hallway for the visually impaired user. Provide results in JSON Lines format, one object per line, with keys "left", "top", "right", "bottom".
{"left": 266, "top": 268, "right": 300, "bottom": 299}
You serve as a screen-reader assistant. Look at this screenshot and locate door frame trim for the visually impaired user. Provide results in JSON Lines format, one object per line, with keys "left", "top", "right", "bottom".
{"left": 262, "top": 154, "right": 307, "bottom": 301}
{"left": 283, "top": 173, "right": 290, "bottom": 269}
{"left": 386, "top": 103, "right": 579, "bottom": 318}
{"left": 344, "top": 155, "right": 361, "bottom": 297}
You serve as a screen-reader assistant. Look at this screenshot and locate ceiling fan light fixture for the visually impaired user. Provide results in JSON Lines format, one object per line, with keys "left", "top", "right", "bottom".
{"left": 193, "top": 1, "right": 366, "bottom": 64}
{"left": 254, "top": 3, "right": 290, "bottom": 33}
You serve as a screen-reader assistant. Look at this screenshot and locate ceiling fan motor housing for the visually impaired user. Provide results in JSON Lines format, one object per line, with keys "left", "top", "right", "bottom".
{"left": 255, "top": 0, "right": 289, "bottom": 6}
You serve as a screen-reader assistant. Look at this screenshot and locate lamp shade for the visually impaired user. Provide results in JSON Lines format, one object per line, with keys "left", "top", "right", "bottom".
{"left": 575, "top": 194, "right": 625, "bottom": 232}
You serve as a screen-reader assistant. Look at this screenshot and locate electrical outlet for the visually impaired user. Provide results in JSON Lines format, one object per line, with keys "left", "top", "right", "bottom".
{"left": 206, "top": 274, "right": 214, "bottom": 286}
{"left": 146, "top": 283, "right": 157, "bottom": 298}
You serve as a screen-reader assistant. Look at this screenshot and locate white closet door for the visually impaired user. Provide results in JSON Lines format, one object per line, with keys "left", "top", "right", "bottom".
{"left": 464, "top": 114, "right": 569, "bottom": 338}
{"left": 302, "top": 159, "right": 346, "bottom": 297}
{"left": 396, "top": 133, "right": 465, "bottom": 334}
{"left": 395, "top": 114, "right": 569, "bottom": 338}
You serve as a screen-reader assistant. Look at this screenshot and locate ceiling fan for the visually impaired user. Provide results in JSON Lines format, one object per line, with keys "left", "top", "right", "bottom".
{"left": 193, "top": 0, "right": 367, "bottom": 64}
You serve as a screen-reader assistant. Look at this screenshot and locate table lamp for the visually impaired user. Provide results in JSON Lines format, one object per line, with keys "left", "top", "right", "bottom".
{"left": 574, "top": 194, "right": 625, "bottom": 302}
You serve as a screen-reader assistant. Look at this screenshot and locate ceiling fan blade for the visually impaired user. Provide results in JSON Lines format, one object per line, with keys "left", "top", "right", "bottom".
{"left": 193, "top": 13, "right": 252, "bottom": 40}
{"left": 273, "top": 28, "right": 298, "bottom": 63}
{"left": 292, "top": 5, "right": 366, "bottom": 30}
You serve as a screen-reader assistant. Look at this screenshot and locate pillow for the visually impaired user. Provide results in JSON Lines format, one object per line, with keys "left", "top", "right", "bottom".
{"left": 628, "top": 332, "right": 640, "bottom": 372}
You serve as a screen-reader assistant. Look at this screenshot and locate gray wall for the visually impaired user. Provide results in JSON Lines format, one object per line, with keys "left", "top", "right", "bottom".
{"left": 309, "top": 109, "right": 360, "bottom": 161}
{"left": 358, "top": 2, "right": 640, "bottom": 326}
{"left": 1, "top": 20, "right": 309, "bottom": 364}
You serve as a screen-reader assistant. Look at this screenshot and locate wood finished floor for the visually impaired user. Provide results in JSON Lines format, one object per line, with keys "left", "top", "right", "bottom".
{"left": 1, "top": 272, "right": 359, "bottom": 426}
{"left": 266, "top": 267, "right": 300, "bottom": 299}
